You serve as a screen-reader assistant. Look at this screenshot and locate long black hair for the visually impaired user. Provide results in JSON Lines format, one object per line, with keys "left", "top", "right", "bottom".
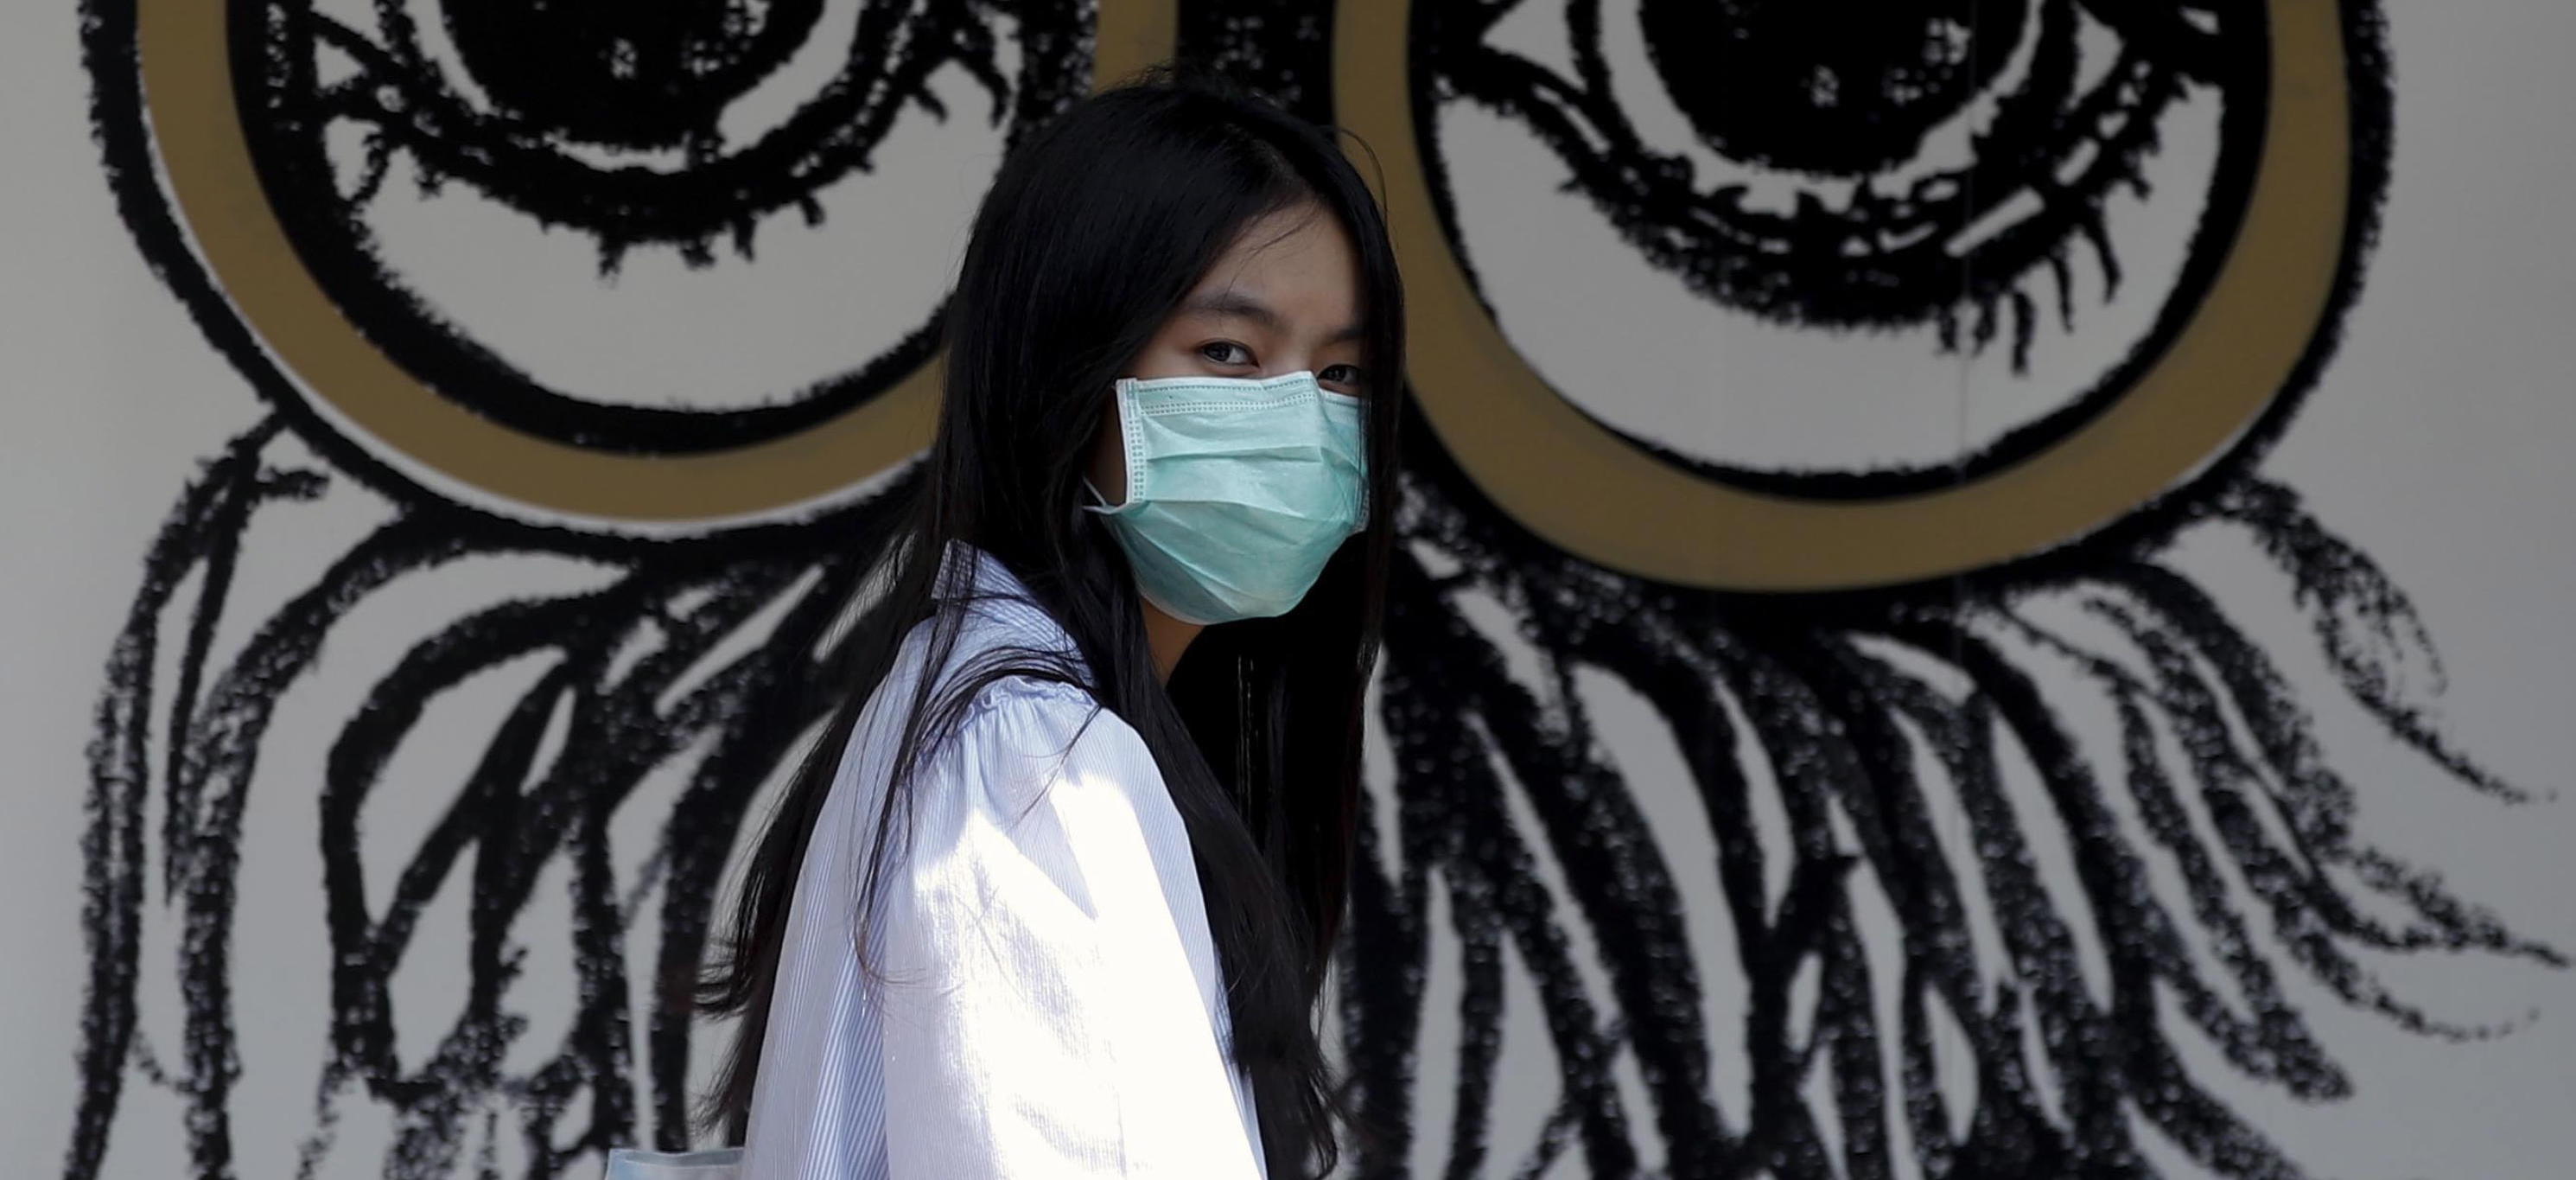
{"left": 696, "top": 72, "right": 1404, "bottom": 1179}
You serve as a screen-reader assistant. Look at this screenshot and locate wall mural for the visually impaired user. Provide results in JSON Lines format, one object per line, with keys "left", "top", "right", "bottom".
{"left": 67, "top": 1, "right": 2559, "bottom": 1178}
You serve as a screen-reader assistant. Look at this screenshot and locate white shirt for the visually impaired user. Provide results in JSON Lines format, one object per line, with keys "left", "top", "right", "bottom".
{"left": 728, "top": 543, "right": 1269, "bottom": 1179}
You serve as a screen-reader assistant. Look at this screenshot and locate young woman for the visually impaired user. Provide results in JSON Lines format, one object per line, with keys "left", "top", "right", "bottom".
{"left": 623, "top": 76, "right": 1403, "bottom": 1180}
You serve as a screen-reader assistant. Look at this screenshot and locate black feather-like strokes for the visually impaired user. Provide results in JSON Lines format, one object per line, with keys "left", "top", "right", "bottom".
{"left": 1335, "top": 465, "right": 2558, "bottom": 1180}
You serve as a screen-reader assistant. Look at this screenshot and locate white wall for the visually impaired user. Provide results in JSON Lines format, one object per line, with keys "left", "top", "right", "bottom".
{"left": 5, "top": 2, "right": 2571, "bottom": 1177}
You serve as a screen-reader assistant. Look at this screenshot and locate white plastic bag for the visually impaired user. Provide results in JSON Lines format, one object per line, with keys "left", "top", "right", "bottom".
{"left": 601, "top": 1147, "right": 743, "bottom": 1180}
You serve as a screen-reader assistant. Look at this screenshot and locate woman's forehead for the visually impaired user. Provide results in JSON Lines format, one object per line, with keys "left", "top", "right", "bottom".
{"left": 1188, "top": 208, "right": 1361, "bottom": 325}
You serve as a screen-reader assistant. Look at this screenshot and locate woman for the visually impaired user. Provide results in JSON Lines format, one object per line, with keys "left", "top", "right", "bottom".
{"left": 611, "top": 74, "right": 1403, "bottom": 1180}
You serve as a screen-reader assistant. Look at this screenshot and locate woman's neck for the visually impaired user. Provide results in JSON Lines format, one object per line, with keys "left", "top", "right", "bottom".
{"left": 1142, "top": 600, "right": 1202, "bottom": 684}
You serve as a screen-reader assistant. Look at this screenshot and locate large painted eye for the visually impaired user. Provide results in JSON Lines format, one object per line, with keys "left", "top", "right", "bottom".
{"left": 143, "top": 0, "right": 1167, "bottom": 539}
{"left": 1341, "top": 0, "right": 2331, "bottom": 590}
{"left": 1468, "top": 0, "right": 2216, "bottom": 469}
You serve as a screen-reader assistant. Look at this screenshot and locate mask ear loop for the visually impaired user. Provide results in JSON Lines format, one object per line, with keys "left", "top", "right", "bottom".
{"left": 1082, "top": 380, "right": 1147, "bottom": 516}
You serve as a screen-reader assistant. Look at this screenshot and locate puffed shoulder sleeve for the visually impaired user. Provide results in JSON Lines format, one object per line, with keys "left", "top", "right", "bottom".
{"left": 875, "top": 681, "right": 1264, "bottom": 1179}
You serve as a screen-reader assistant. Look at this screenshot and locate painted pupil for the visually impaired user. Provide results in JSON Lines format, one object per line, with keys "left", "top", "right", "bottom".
{"left": 1642, "top": 0, "right": 2026, "bottom": 175}
{"left": 442, "top": 0, "right": 827, "bottom": 149}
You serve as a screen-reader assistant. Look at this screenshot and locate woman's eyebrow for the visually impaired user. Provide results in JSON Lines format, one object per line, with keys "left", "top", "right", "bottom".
{"left": 1181, "top": 291, "right": 1282, "bottom": 328}
{"left": 1183, "top": 291, "right": 1364, "bottom": 342}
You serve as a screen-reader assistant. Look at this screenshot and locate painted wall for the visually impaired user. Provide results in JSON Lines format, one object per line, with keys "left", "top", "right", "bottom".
{"left": 5, "top": 2, "right": 2572, "bottom": 1177}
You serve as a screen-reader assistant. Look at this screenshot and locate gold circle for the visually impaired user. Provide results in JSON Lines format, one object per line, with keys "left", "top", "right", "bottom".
{"left": 138, "top": 0, "right": 1178, "bottom": 526}
{"left": 1334, "top": 0, "right": 2351, "bottom": 590}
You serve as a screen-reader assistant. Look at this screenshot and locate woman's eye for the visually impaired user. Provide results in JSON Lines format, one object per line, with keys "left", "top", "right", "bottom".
{"left": 1200, "top": 341, "right": 1253, "bottom": 366}
{"left": 1320, "top": 364, "right": 1366, "bottom": 390}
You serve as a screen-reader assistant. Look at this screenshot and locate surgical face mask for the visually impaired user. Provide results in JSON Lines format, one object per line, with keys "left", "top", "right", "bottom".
{"left": 1084, "top": 369, "right": 1369, "bottom": 626}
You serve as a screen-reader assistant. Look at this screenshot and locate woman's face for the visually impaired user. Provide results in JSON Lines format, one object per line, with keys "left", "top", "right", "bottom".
{"left": 1089, "top": 201, "right": 1368, "bottom": 504}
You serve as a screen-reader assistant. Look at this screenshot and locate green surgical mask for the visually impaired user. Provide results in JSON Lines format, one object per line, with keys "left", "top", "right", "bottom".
{"left": 1084, "top": 369, "right": 1368, "bottom": 625}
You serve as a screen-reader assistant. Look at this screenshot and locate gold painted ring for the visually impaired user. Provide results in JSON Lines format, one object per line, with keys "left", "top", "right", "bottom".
{"left": 1334, "top": 0, "right": 2355, "bottom": 590}
{"left": 138, "top": 0, "right": 1178, "bottom": 530}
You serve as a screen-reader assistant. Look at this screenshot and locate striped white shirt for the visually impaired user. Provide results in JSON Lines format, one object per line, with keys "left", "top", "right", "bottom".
{"left": 658, "top": 543, "right": 1268, "bottom": 1179}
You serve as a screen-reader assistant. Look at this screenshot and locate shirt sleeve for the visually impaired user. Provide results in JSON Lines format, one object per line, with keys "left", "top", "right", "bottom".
{"left": 875, "top": 682, "right": 1266, "bottom": 1179}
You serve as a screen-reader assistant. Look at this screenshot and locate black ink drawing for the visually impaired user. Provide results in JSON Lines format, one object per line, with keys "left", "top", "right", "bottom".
{"left": 243, "top": 0, "right": 1090, "bottom": 454}
{"left": 68, "top": 2, "right": 2557, "bottom": 1178}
